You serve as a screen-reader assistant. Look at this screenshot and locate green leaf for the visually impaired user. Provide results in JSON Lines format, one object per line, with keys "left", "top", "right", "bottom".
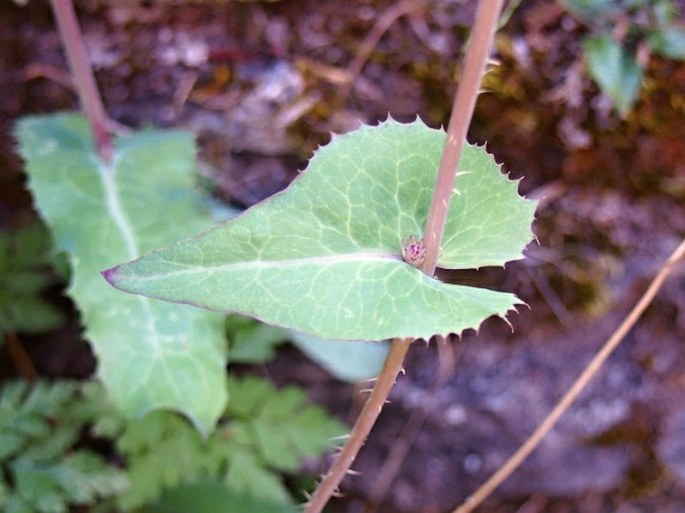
{"left": 225, "top": 376, "right": 274, "bottom": 419}
{"left": 106, "top": 119, "right": 536, "bottom": 341}
{"left": 10, "top": 453, "right": 127, "bottom": 513}
{"left": 141, "top": 481, "right": 299, "bottom": 513}
{"left": 11, "top": 459, "right": 67, "bottom": 513}
{"left": 0, "top": 380, "right": 129, "bottom": 513}
{"left": 0, "top": 474, "right": 10, "bottom": 507}
{"left": 5, "top": 496, "right": 33, "bottom": 513}
{"left": 16, "top": 113, "right": 227, "bottom": 433}
{"left": 225, "top": 376, "right": 346, "bottom": 473}
{"left": 226, "top": 314, "right": 388, "bottom": 381}
{"left": 0, "top": 382, "right": 73, "bottom": 459}
{"left": 583, "top": 33, "right": 643, "bottom": 115}
{"left": 0, "top": 224, "right": 65, "bottom": 334}
{"left": 224, "top": 448, "right": 292, "bottom": 504}
{"left": 648, "top": 26, "right": 685, "bottom": 59}
{"left": 290, "top": 332, "right": 389, "bottom": 381}
{"left": 116, "top": 411, "right": 214, "bottom": 510}
{"left": 226, "top": 315, "right": 287, "bottom": 364}
{"left": 653, "top": 0, "right": 679, "bottom": 25}
{"left": 117, "top": 376, "right": 344, "bottom": 508}
{"left": 562, "top": 0, "right": 621, "bottom": 23}
{"left": 52, "top": 453, "right": 128, "bottom": 505}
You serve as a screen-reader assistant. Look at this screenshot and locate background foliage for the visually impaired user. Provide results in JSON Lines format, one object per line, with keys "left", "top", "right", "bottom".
{"left": 3, "top": 0, "right": 685, "bottom": 511}
{"left": 0, "top": 377, "right": 345, "bottom": 512}
{"left": 0, "top": 381, "right": 127, "bottom": 513}
{"left": 0, "top": 223, "right": 66, "bottom": 337}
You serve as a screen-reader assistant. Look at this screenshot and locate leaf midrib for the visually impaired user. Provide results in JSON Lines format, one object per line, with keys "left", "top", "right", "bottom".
{"left": 101, "top": 159, "right": 139, "bottom": 260}
{"left": 123, "top": 251, "right": 405, "bottom": 280}
{"left": 99, "top": 155, "right": 175, "bottom": 390}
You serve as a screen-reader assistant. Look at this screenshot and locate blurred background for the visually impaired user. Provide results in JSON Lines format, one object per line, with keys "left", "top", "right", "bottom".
{"left": 1, "top": 1, "right": 685, "bottom": 512}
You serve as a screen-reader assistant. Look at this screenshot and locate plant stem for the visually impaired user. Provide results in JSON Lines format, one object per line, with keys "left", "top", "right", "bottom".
{"left": 453, "top": 237, "right": 685, "bottom": 513}
{"left": 305, "top": 338, "right": 411, "bottom": 513}
{"left": 421, "top": 0, "right": 504, "bottom": 276}
{"left": 304, "top": 2, "right": 504, "bottom": 511}
{"left": 50, "top": 0, "right": 112, "bottom": 162}
{"left": 365, "top": 339, "right": 458, "bottom": 513}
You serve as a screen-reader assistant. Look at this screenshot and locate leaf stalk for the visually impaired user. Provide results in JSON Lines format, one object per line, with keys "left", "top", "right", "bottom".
{"left": 49, "top": 0, "right": 112, "bottom": 162}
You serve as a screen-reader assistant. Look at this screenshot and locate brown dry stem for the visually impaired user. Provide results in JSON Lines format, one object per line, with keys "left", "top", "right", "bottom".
{"left": 453, "top": 237, "right": 685, "bottom": 513}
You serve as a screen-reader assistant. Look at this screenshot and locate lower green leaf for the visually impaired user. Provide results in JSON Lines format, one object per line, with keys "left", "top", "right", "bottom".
{"left": 0, "top": 380, "right": 129, "bottom": 513}
{"left": 0, "top": 223, "right": 66, "bottom": 335}
{"left": 116, "top": 376, "right": 345, "bottom": 509}
{"left": 16, "top": 113, "right": 227, "bottom": 433}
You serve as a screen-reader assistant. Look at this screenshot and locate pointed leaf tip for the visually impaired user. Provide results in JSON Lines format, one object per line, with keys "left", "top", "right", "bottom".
{"left": 101, "top": 267, "right": 118, "bottom": 284}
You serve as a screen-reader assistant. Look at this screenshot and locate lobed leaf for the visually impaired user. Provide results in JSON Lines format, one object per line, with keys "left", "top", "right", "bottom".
{"left": 116, "top": 411, "right": 214, "bottom": 509}
{"left": 224, "top": 377, "right": 346, "bottom": 472}
{"left": 106, "top": 119, "right": 537, "bottom": 341}
{"left": 117, "top": 376, "right": 345, "bottom": 508}
{"left": 226, "top": 314, "right": 286, "bottom": 364}
{"left": 0, "top": 381, "right": 128, "bottom": 513}
{"left": 224, "top": 448, "right": 293, "bottom": 504}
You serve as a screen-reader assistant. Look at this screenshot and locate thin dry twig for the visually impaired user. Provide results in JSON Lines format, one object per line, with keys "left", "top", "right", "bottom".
{"left": 453, "top": 237, "right": 685, "bottom": 513}
{"left": 339, "top": 0, "right": 425, "bottom": 103}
